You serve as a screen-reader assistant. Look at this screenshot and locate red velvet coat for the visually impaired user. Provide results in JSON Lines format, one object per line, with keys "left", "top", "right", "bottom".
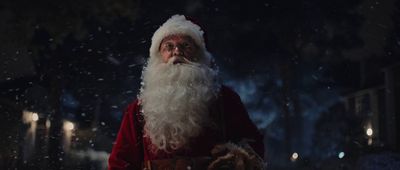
{"left": 108, "top": 86, "right": 264, "bottom": 170}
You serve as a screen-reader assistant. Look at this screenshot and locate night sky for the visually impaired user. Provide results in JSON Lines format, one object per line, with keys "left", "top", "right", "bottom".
{"left": 1, "top": 0, "right": 400, "bottom": 169}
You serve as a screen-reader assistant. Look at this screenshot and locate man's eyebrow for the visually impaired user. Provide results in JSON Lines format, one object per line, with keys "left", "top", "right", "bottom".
{"left": 161, "top": 39, "right": 175, "bottom": 44}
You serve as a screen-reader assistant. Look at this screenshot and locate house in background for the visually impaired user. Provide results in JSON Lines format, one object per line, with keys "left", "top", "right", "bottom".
{"left": 344, "top": 63, "right": 400, "bottom": 151}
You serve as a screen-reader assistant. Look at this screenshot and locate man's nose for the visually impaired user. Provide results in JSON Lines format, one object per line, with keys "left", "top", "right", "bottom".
{"left": 172, "top": 46, "right": 184, "bottom": 56}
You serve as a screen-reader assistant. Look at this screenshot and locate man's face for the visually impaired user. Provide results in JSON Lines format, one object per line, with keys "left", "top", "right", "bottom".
{"left": 159, "top": 34, "right": 199, "bottom": 64}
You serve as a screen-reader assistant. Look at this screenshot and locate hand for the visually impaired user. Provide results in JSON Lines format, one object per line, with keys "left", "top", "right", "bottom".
{"left": 207, "top": 143, "right": 265, "bottom": 170}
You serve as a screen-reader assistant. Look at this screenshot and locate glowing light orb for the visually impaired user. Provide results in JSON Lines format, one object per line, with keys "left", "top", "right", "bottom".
{"left": 32, "top": 113, "right": 39, "bottom": 122}
{"left": 290, "top": 152, "right": 299, "bottom": 162}
{"left": 366, "top": 128, "right": 373, "bottom": 136}
{"left": 64, "top": 121, "right": 75, "bottom": 131}
{"left": 338, "top": 152, "right": 345, "bottom": 159}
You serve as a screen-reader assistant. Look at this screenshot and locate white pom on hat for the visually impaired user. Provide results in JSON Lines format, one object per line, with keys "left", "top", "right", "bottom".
{"left": 149, "top": 14, "right": 211, "bottom": 64}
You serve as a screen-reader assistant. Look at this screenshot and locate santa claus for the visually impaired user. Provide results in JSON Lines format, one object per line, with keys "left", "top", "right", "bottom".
{"left": 108, "top": 15, "right": 265, "bottom": 170}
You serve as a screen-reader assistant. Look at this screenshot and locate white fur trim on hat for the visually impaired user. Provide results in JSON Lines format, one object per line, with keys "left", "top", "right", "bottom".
{"left": 149, "top": 14, "right": 210, "bottom": 64}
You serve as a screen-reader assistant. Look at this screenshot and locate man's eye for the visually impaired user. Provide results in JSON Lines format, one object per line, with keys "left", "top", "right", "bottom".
{"left": 164, "top": 44, "right": 174, "bottom": 50}
{"left": 183, "top": 43, "right": 192, "bottom": 49}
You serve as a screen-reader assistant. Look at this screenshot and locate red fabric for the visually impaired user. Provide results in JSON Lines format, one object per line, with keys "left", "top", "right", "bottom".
{"left": 108, "top": 85, "right": 264, "bottom": 170}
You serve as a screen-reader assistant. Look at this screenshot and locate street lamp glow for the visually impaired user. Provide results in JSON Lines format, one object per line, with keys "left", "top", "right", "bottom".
{"left": 31, "top": 113, "right": 39, "bottom": 122}
{"left": 64, "top": 121, "right": 75, "bottom": 131}
{"left": 46, "top": 119, "right": 51, "bottom": 129}
{"left": 290, "top": 152, "right": 299, "bottom": 162}
{"left": 338, "top": 152, "right": 345, "bottom": 159}
{"left": 366, "top": 128, "right": 373, "bottom": 136}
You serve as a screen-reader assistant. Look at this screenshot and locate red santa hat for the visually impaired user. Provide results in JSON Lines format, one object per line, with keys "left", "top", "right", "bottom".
{"left": 149, "top": 14, "right": 212, "bottom": 64}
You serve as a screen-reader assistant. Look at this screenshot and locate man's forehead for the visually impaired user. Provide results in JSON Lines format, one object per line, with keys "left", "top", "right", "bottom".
{"left": 161, "top": 34, "right": 195, "bottom": 43}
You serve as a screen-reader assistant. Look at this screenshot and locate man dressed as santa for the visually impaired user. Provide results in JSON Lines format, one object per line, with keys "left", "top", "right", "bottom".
{"left": 108, "top": 15, "right": 265, "bottom": 170}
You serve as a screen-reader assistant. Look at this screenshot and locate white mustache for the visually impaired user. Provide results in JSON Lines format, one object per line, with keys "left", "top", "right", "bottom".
{"left": 168, "top": 56, "right": 201, "bottom": 67}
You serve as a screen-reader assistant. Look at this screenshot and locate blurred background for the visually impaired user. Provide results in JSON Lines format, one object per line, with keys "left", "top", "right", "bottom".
{"left": 1, "top": 0, "right": 400, "bottom": 169}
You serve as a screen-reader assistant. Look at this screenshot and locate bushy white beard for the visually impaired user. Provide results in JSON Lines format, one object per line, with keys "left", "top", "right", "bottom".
{"left": 139, "top": 57, "right": 219, "bottom": 152}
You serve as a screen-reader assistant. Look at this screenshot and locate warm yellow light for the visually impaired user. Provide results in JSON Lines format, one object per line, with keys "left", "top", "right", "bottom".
{"left": 292, "top": 152, "right": 298, "bottom": 159}
{"left": 46, "top": 119, "right": 51, "bottom": 129}
{"left": 366, "top": 128, "right": 373, "bottom": 136}
{"left": 22, "top": 110, "right": 40, "bottom": 123}
{"left": 291, "top": 152, "right": 299, "bottom": 162}
{"left": 32, "top": 113, "right": 39, "bottom": 122}
{"left": 64, "top": 121, "right": 74, "bottom": 131}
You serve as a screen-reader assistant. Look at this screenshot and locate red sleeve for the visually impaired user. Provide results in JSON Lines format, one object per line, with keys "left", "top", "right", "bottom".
{"left": 108, "top": 100, "right": 143, "bottom": 170}
{"left": 221, "top": 86, "right": 265, "bottom": 158}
